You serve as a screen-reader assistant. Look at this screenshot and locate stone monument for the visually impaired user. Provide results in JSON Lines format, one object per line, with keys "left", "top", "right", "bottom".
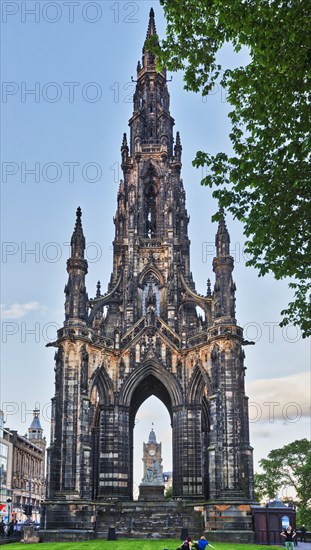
{"left": 139, "top": 427, "right": 165, "bottom": 501}
{"left": 44, "top": 8, "right": 255, "bottom": 541}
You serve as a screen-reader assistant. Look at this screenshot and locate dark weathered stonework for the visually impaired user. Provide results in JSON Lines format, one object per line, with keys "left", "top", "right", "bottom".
{"left": 44, "top": 9, "right": 254, "bottom": 537}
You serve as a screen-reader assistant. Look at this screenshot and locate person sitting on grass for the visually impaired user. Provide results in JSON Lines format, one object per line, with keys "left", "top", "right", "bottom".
{"left": 177, "top": 535, "right": 192, "bottom": 550}
{"left": 193, "top": 535, "right": 209, "bottom": 549}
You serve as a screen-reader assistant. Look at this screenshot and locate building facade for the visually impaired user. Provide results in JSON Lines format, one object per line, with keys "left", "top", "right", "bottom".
{"left": 3, "top": 410, "right": 46, "bottom": 522}
{"left": 0, "top": 411, "right": 13, "bottom": 522}
{"left": 45, "top": 9, "right": 254, "bottom": 533}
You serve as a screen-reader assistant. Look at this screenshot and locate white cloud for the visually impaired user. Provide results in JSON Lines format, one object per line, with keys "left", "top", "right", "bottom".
{"left": 1, "top": 301, "right": 45, "bottom": 319}
{"left": 247, "top": 371, "right": 311, "bottom": 421}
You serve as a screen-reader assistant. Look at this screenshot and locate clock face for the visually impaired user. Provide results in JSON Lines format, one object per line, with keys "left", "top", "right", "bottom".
{"left": 149, "top": 449, "right": 156, "bottom": 456}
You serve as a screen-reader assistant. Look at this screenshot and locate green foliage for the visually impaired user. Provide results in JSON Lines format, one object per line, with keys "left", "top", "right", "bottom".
{"left": 254, "top": 439, "right": 311, "bottom": 528}
{"left": 165, "top": 485, "right": 173, "bottom": 500}
{"left": 152, "top": 0, "right": 311, "bottom": 336}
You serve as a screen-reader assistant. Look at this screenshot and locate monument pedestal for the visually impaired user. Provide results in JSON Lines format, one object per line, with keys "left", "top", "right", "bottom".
{"left": 138, "top": 484, "right": 165, "bottom": 501}
{"left": 204, "top": 499, "right": 255, "bottom": 543}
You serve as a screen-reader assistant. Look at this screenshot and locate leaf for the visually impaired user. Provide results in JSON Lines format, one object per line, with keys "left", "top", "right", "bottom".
{"left": 155, "top": 0, "right": 311, "bottom": 336}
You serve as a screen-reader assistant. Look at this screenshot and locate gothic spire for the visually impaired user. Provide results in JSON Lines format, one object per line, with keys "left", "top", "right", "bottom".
{"left": 215, "top": 211, "right": 230, "bottom": 257}
{"left": 213, "top": 210, "right": 236, "bottom": 322}
{"left": 70, "top": 206, "right": 85, "bottom": 259}
{"left": 174, "top": 131, "right": 182, "bottom": 162}
{"left": 206, "top": 278, "right": 212, "bottom": 297}
{"left": 142, "top": 7, "right": 159, "bottom": 68}
{"left": 145, "top": 7, "right": 157, "bottom": 43}
{"left": 122, "top": 132, "right": 128, "bottom": 149}
{"left": 121, "top": 133, "right": 129, "bottom": 167}
{"left": 65, "top": 208, "right": 88, "bottom": 324}
{"left": 96, "top": 281, "right": 101, "bottom": 298}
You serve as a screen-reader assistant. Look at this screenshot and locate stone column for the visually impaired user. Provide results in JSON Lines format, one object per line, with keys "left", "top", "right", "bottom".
{"left": 98, "top": 406, "right": 131, "bottom": 499}
{"left": 172, "top": 406, "right": 203, "bottom": 499}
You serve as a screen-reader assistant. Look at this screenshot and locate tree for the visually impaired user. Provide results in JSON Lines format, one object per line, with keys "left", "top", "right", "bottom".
{"left": 151, "top": 1, "right": 311, "bottom": 337}
{"left": 165, "top": 485, "right": 173, "bottom": 501}
{"left": 254, "top": 439, "right": 311, "bottom": 528}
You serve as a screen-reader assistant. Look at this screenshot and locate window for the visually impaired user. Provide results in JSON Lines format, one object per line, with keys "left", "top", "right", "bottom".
{"left": 145, "top": 184, "right": 156, "bottom": 238}
{"left": 142, "top": 276, "right": 160, "bottom": 316}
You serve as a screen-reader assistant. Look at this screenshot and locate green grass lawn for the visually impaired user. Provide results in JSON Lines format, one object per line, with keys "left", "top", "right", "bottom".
{"left": 4, "top": 541, "right": 281, "bottom": 550}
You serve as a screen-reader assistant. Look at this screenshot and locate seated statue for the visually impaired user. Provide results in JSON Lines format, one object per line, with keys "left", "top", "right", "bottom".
{"left": 141, "top": 459, "right": 163, "bottom": 485}
{"left": 143, "top": 467, "right": 154, "bottom": 483}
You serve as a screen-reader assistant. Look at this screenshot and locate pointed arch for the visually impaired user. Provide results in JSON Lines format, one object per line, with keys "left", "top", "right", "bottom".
{"left": 138, "top": 266, "right": 165, "bottom": 287}
{"left": 89, "top": 365, "right": 114, "bottom": 405}
{"left": 188, "top": 361, "right": 211, "bottom": 404}
{"left": 118, "top": 358, "right": 183, "bottom": 416}
{"left": 90, "top": 399, "right": 101, "bottom": 435}
{"left": 140, "top": 158, "right": 164, "bottom": 178}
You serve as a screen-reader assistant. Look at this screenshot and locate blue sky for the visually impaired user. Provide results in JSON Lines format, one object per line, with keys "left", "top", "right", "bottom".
{"left": 1, "top": 1, "right": 310, "bottom": 495}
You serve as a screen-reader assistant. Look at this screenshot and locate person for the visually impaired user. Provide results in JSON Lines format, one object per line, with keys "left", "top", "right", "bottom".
{"left": 0, "top": 520, "right": 4, "bottom": 539}
{"left": 193, "top": 536, "right": 209, "bottom": 549}
{"left": 8, "top": 520, "right": 14, "bottom": 538}
{"left": 281, "top": 525, "right": 296, "bottom": 550}
{"left": 177, "top": 535, "right": 192, "bottom": 550}
{"left": 300, "top": 525, "right": 307, "bottom": 543}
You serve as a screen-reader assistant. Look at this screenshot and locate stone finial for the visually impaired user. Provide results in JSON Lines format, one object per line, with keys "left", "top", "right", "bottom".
{"left": 215, "top": 210, "right": 230, "bottom": 257}
{"left": 146, "top": 7, "right": 156, "bottom": 39}
{"left": 121, "top": 133, "right": 129, "bottom": 163}
{"left": 70, "top": 206, "right": 86, "bottom": 258}
{"left": 122, "top": 133, "right": 128, "bottom": 148}
{"left": 206, "top": 278, "right": 212, "bottom": 297}
{"left": 96, "top": 281, "right": 101, "bottom": 298}
{"left": 174, "top": 131, "right": 182, "bottom": 161}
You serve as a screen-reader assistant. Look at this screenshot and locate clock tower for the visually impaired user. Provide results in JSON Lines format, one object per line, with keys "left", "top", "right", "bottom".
{"left": 140, "top": 426, "right": 164, "bottom": 500}
{"left": 142, "top": 427, "right": 163, "bottom": 480}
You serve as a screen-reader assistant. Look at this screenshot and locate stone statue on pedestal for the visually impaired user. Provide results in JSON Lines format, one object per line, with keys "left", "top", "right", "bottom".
{"left": 142, "top": 459, "right": 163, "bottom": 485}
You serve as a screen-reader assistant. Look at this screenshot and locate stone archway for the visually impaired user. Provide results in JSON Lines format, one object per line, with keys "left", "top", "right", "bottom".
{"left": 117, "top": 359, "right": 182, "bottom": 500}
{"left": 129, "top": 377, "right": 173, "bottom": 499}
{"left": 89, "top": 357, "right": 211, "bottom": 501}
{"left": 103, "top": 357, "right": 210, "bottom": 501}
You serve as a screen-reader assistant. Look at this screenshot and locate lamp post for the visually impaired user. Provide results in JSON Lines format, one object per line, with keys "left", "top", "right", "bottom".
{"left": 29, "top": 478, "right": 32, "bottom": 520}
{"left": 6, "top": 498, "right": 12, "bottom": 523}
